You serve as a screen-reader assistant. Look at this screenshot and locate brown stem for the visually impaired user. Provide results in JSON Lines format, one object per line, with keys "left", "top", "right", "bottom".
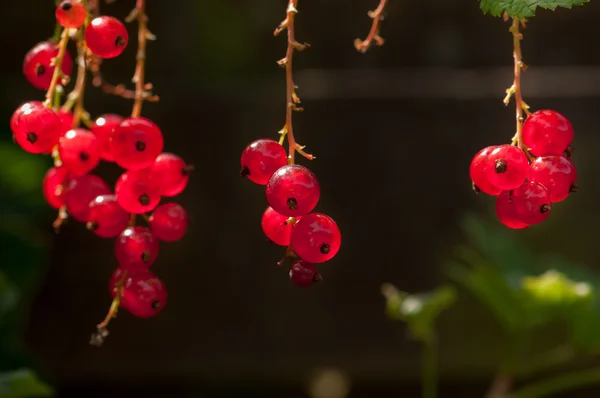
{"left": 44, "top": 28, "right": 70, "bottom": 107}
{"left": 131, "top": 0, "right": 148, "bottom": 118}
{"left": 67, "top": 33, "right": 88, "bottom": 128}
{"left": 355, "top": 0, "right": 387, "bottom": 53}
{"left": 274, "top": 0, "right": 313, "bottom": 164}
{"left": 485, "top": 372, "right": 514, "bottom": 398}
{"left": 91, "top": 270, "right": 128, "bottom": 346}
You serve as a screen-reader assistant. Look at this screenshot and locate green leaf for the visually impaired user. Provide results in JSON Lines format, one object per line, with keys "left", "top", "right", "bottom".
{"left": 382, "top": 284, "right": 457, "bottom": 342}
{"left": 0, "top": 272, "right": 19, "bottom": 325}
{"left": 479, "top": 0, "right": 590, "bottom": 18}
{"left": 0, "top": 369, "right": 53, "bottom": 397}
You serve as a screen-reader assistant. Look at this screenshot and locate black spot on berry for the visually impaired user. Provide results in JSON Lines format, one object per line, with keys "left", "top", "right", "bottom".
{"left": 495, "top": 159, "right": 507, "bottom": 173}
{"left": 287, "top": 198, "right": 298, "bottom": 210}
{"left": 115, "top": 35, "right": 126, "bottom": 48}
{"left": 320, "top": 244, "right": 330, "bottom": 254}
{"left": 61, "top": 1, "right": 73, "bottom": 10}
{"left": 141, "top": 251, "right": 151, "bottom": 263}
{"left": 35, "top": 64, "right": 46, "bottom": 77}
{"left": 27, "top": 132, "right": 38, "bottom": 144}
{"left": 139, "top": 194, "right": 150, "bottom": 206}
{"left": 570, "top": 183, "right": 579, "bottom": 193}
{"left": 472, "top": 182, "right": 481, "bottom": 195}
{"left": 87, "top": 221, "right": 98, "bottom": 231}
{"left": 151, "top": 300, "right": 161, "bottom": 310}
{"left": 79, "top": 152, "right": 89, "bottom": 162}
{"left": 540, "top": 204, "right": 551, "bottom": 214}
{"left": 135, "top": 141, "right": 146, "bottom": 151}
{"left": 240, "top": 166, "right": 250, "bottom": 177}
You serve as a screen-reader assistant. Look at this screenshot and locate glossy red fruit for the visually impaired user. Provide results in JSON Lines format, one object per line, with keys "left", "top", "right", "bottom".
{"left": 43, "top": 167, "right": 70, "bottom": 209}
{"left": 149, "top": 203, "right": 188, "bottom": 242}
{"left": 261, "top": 206, "right": 295, "bottom": 246}
{"left": 10, "top": 101, "right": 43, "bottom": 133}
{"left": 469, "top": 146, "right": 503, "bottom": 195}
{"left": 495, "top": 191, "right": 528, "bottom": 229}
{"left": 291, "top": 213, "right": 341, "bottom": 263}
{"left": 115, "top": 170, "right": 161, "bottom": 214}
{"left": 121, "top": 271, "right": 167, "bottom": 318}
{"left": 512, "top": 181, "right": 551, "bottom": 225}
{"left": 528, "top": 156, "right": 577, "bottom": 203}
{"left": 85, "top": 16, "right": 128, "bottom": 59}
{"left": 90, "top": 114, "right": 123, "bottom": 162}
{"left": 115, "top": 227, "right": 159, "bottom": 271}
{"left": 266, "top": 165, "right": 320, "bottom": 217}
{"left": 111, "top": 117, "right": 164, "bottom": 170}
{"left": 480, "top": 145, "right": 529, "bottom": 191}
{"left": 87, "top": 195, "right": 129, "bottom": 238}
{"left": 56, "top": 0, "right": 87, "bottom": 28}
{"left": 57, "top": 109, "right": 74, "bottom": 135}
{"left": 522, "top": 110, "right": 574, "bottom": 156}
{"left": 13, "top": 106, "right": 62, "bottom": 154}
{"left": 63, "top": 174, "right": 111, "bottom": 222}
{"left": 241, "top": 139, "right": 288, "bottom": 185}
{"left": 150, "top": 153, "right": 191, "bottom": 197}
{"left": 23, "top": 41, "right": 73, "bottom": 90}
{"left": 59, "top": 129, "right": 101, "bottom": 176}
{"left": 289, "top": 261, "right": 321, "bottom": 289}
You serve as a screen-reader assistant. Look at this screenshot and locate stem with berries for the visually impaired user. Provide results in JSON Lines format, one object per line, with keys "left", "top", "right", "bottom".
{"left": 355, "top": 0, "right": 387, "bottom": 53}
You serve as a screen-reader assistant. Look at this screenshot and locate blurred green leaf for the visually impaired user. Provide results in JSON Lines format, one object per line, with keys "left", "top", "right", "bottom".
{"left": 0, "top": 369, "right": 53, "bottom": 397}
{"left": 0, "top": 142, "right": 47, "bottom": 199}
{"left": 0, "top": 272, "right": 18, "bottom": 325}
{"left": 382, "top": 284, "right": 457, "bottom": 342}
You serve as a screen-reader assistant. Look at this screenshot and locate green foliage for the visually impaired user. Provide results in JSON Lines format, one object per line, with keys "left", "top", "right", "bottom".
{"left": 0, "top": 369, "right": 53, "bottom": 398}
{"left": 479, "top": 0, "right": 590, "bottom": 18}
{"left": 382, "top": 284, "right": 457, "bottom": 342}
{"left": 0, "top": 273, "right": 18, "bottom": 325}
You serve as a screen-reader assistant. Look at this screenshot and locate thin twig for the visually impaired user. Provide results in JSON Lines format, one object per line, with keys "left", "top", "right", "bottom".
{"left": 132, "top": 0, "right": 149, "bottom": 117}
{"left": 44, "top": 28, "right": 70, "bottom": 107}
{"left": 65, "top": 32, "right": 88, "bottom": 128}
{"left": 90, "top": 270, "right": 128, "bottom": 347}
{"left": 354, "top": 0, "right": 387, "bottom": 53}
{"left": 274, "top": 0, "right": 313, "bottom": 164}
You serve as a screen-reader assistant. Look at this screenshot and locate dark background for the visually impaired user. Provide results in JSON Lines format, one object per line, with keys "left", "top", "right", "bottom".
{"left": 2, "top": 0, "right": 600, "bottom": 397}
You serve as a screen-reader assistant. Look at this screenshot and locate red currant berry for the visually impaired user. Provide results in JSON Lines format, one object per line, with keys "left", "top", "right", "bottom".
{"left": 59, "top": 128, "right": 101, "bottom": 176}
{"left": 23, "top": 41, "right": 73, "bottom": 90}
{"left": 56, "top": 0, "right": 87, "bottom": 29}
{"left": 149, "top": 153, "right": 191, "bottom": 197}
{"left": 289, "top": 261, "right": 321, "bottom": 289}
{"left": 43, "top": 167, "right": 69, "bottom": 209}
{"left": 469, "top": 146, "right": 502, "bottom": 196}
{"left": 57, "top": 108, "right": 74, "bottom": 135}
{"left": 13, "top": 106, "right": 62, "bottom": 154}
{"left": 291, "top": 213, "right": 341, "bottom": 263}
{"left": 85, "top": 16, "right": 128, "bottom": 59}
{"left": 512, "top": 181, "right": 551, "bottom": 225}
{"left": 90, "top": 114, "right": 123, "bottom": 162}
{"left": 495, "top": 191, "right": 528, "bottom": 229}
{"left": 261, "top": 206, "right": 295, "bottom": 246}
{"left": 149, "top": 203, "right": 188, "bottom": 242}
{"left": 111, "top": 117, "right": 164, "bottom": 170}
{"left": 484, "top": 145, "right": 529, "bottom": 191}
{"left": 528, "top": 156, "right": 577, "bottom": 203}
{"left": 87, "top": 195, "right": 129, "bottom": 238}
{"left": 115, "top": 170, "right": 161, "bottom": 214}
{"left": 121, "top": 271, "right": 167, "bottom": 318}
{"left": 522, "top": 110, "right": 574, "bottom": 156}
{"left": 115, "top": 226, "right": 159, "bottom": 271}
{"left": 10, "top": 101, "right": 43, "bottom": 133}
{"left": 63, "top": 174, "right": 111, "bottom": 222}
{"left": 266, "top": 165, "right": 320, "bottom": 217}
{"left": 241, "top": 139, "right": 288, "bottom": 185}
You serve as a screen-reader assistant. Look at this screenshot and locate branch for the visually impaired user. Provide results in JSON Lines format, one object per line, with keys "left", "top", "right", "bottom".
{"left": 44, "top": 28, "right": 70, "bottom": 107}
{"left": 354, "top": 0, "right": 387, "bottom": 53}
{"left": 274, "top": 0, "right": 313, "bottom": 164}
{"left": 90, "top": 270, "right": 128, "bottom": 347}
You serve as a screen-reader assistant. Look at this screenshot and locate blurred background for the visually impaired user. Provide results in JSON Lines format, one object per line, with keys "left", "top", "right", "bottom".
{"left": 2, "top": 0, "right": 600, "bottom": 397}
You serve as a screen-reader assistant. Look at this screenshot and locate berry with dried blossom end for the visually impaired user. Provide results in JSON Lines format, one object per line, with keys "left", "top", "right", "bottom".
{"left": 522, "top": 110, "right": 574, "bottom": 157}
{"left": 149, "top": 203, "right": 188, "bottom": 242}
{"left": 469, "top": 146, "right": 502, "bottom": 196}
{"left": 115, "top": 226, "right": 160, "bottom": 271}
{"left": 261, "top": 206, "right": 296, "bottom": 246}
{"left": 91, "top": 114, "right": 123, "bottom": 162}
{"left": 43, "top": 167, "right": 69, "bottom": 209}
{"left": 512, "top": 181, "right": 551, "bottom": 225}
{"left": 266, "top": 165, "right": 320, "bottom": 217}
{"left": 150, "top": 153, "right": 191, "bottom": 197}
{"left": 85, "top": 16, "right": 129, "bottom": 59}
{"left": 23, "top": 41, "right": 73, "bottom": 90}
{"left": 528, "top": 156, "right": 578, "bottom": 203}
{"left": 87, "top": 195, "right": 130, "bottom": 238}
{"left": 290, "top": 261, "right": 321, "bottom": 289}
{"left": 115, "top": 170, "right": 162, "bottom": 214}
{"left": 495, "top": 190, "right": 528, "bottom": 230}
{"left": 63, "top": 174, "right": 111, "bottom": 222}
{"left": 240, "top": 139, "right": 288, "bottom": 185}
{"left": 121, "top": 271, "right": 168, "bottom": 318}
{"left": 291, "top": 213, "right": 341, "bottom": 263}
{"left": 12, "top": 106, "right": 62, "bottom": 154}
{"left": 111, "top": 117, "right": 164, "bottom": 171}
{"left": 56, "top": 0, "right": 87, "bottom": 29}
{"left": 59, "top": 128, "right": 101, "bottom": 177}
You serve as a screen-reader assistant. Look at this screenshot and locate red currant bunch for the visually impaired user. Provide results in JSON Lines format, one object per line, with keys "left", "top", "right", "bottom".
{"left": 14, "top": 0, "right": 190, "bottom": 345}
{"left": 470, "top": 110, "right": 577, "bottom": 229}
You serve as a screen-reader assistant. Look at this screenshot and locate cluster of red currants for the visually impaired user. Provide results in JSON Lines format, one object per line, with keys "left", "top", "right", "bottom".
{"left": 470, "top": 110, "right": 577, "bottom": 229}
{"left": 12, "top": 1, "right": 189, "bottom": 322}
{"left": 241, "top": 139, "right": 342, "bottom": 289}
